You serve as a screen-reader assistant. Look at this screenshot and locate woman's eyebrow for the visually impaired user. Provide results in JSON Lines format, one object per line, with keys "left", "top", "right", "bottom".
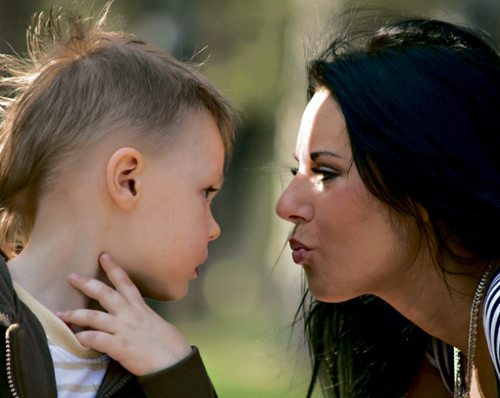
{"left": 292, "top": 151, "right": 344, "bottom": 162}
{"left": 310, "top": 150, "right": 343, "bottom": 161}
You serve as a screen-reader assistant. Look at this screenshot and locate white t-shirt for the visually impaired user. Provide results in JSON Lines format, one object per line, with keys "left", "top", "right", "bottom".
{"left": 14, "top": 282, "right": 110, "bottom": 398}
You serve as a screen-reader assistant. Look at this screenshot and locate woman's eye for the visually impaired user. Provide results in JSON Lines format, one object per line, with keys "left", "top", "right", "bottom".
{"left": 311, "top": 167, "right": 339, "bottom": 181}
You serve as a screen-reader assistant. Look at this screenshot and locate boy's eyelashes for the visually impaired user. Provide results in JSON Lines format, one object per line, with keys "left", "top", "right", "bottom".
{"left": 203, "top": 186, "right": 220, "bottom": 201}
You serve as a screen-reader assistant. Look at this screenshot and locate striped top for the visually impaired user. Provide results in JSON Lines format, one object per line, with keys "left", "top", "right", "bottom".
{"left": 484, "top": 269, "right": 500, "bottom": 380}
{"left": 47, "top": 337, "right": 109, "bottom": 398}
{"left": 427, "top": 269, "right": 500, "bottom": 393}
{"left": 14, "top": 282, "right": 110, "bottom": 397}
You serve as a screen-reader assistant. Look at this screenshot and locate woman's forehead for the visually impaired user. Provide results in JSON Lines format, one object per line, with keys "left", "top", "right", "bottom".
{"left": 296, "top": 89, "right": 349, "bottom": 160}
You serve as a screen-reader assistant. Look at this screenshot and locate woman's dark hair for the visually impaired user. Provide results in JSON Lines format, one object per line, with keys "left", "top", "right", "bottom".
{"left": 299, "top": 18, "right": 500, "bottom": 397}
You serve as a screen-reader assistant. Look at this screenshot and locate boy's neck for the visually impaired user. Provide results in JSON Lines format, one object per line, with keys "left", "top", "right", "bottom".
{"left": 6, "top": 139, "right": 124, "bottom": 314}
{"left": 7, "top": 223, "right": 106, "bottom": 314}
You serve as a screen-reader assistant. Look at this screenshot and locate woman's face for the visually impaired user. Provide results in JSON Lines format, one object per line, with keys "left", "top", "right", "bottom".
{"left": 276, "top": 88, "right": 418, "bottom": 302}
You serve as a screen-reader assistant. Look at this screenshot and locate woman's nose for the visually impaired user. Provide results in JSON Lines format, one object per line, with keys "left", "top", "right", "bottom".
{"left": 275, "top": 180, "right": 313, "bottom": 224}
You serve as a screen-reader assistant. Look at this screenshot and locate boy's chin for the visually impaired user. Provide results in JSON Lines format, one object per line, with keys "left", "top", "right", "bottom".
{"left": 133, "top": 275, "right": 189, "bottom": 302}
{"left": 143, "top": 285, "right": 189, "bottom": 302}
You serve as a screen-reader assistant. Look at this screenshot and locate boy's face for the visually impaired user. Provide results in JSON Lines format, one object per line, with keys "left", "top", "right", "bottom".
{"left": 121, "top": 111, "right": 225, "bottom": 301}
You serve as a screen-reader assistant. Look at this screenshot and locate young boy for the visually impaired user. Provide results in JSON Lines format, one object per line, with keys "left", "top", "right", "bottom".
{"left": 0, "top": 4, "right": 232, "bottom": 397}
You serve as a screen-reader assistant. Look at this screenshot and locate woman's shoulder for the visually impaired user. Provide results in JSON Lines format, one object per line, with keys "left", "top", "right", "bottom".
{"left": 482, "top": 268, "right": 500, "bottom": 380}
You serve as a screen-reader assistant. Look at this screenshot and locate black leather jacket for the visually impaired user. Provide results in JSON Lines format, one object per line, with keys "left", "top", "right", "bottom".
{"left": 0, "top": 258, "right": 217, "bottom": 397}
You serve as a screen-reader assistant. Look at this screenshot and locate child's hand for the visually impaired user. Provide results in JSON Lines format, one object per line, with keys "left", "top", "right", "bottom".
{"left": 57, "top": 253, "right": 192, "bottom": 376}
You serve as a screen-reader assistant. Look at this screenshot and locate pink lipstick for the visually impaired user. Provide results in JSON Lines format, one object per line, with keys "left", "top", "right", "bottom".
{"left": 289, "top": 238, "right": 311, "bottom": 264}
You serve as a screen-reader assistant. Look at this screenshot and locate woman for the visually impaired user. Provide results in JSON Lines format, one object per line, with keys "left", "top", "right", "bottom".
{"left": 276, "top": 18, "right": 500, "bottom": 397}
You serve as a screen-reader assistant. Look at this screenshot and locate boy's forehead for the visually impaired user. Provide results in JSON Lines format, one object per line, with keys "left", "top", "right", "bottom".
{"left": 160, "top": 113, "right": 225, "bottom": 167}
{"left": 172, "top": 111, "right": 221, "bottom": 143}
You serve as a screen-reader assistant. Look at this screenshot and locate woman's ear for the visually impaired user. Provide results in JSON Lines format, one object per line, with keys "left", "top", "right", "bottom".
{"left": 416, "top": 203, "right": 430, "bottom": 224}
{"left": 106, "top": 147, "right": 144, "bottom": 211}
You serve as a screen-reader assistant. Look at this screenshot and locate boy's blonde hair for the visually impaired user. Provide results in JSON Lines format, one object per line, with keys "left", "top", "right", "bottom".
{"left": 0, "top": 4, "right": 234, "bottom": 258}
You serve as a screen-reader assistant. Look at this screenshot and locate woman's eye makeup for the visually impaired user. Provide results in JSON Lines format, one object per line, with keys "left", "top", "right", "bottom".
{"left": 290, "top": 151, "right": 343, "bottom": 181}
{"left": 289, "top": 164, "right": 339, "bottom": 181}
{"left": 311, "top": 166, "right": 339, "bottom": 181}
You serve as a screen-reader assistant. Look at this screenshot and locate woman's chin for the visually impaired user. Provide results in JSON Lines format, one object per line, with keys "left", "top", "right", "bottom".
{"left": 307, "top": 281, "right": 357, "bottom": 303}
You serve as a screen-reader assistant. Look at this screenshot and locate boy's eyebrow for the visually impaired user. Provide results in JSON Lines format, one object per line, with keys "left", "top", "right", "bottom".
{"left": 215, "top": 175, "right": 225, "bottom": 187}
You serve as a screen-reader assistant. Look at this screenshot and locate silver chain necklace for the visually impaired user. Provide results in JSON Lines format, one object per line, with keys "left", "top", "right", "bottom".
{"left": 453, "top": 262, "right": 495, "bottom": 398}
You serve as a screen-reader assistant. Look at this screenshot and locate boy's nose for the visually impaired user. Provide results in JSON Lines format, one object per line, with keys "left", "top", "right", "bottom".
{"left": 208, "top": 213, "right": 221, "bottom": 241}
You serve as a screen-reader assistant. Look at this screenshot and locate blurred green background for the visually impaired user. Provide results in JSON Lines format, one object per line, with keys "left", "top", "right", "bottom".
{"left": 1, "top": 0, "right": 498, "bottom": 397}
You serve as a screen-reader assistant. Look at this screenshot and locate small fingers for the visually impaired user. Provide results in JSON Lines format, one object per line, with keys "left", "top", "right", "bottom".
{"left": 74, "top": 330, "right": 115, "bottom": 355}
{"left": 68, "top": 273, "right": 125, "bottom": 314}
{"left": 99, "top": 253, "right": 142, "bottom": 303}
{"left": 58, "top": 309, "right": 115, "bottom": 334}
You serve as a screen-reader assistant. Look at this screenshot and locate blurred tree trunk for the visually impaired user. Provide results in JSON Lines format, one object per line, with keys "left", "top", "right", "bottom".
{"left": 0, "top": 1, "right": 44, "bottom": 54}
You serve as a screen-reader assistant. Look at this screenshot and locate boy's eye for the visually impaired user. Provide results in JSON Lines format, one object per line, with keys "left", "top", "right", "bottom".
{"left": 203, "top": 187, "right": 219, "bottom": 202}
{"left": 311, "top": 167, "right": 339, "bottom": 181}
{"left": 290, "top": 167, "right": 298, "bottom": 176}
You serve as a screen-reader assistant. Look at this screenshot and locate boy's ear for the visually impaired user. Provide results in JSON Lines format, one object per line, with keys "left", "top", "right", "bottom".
{"left": 106, "top": 147, "right": 144, "bottom": 211}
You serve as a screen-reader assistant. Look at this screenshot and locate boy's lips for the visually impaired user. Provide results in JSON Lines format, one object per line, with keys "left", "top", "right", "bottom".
{"left": 289, "top": 238, "right": 312, "bottom": 264}
{"left": 191, "top": 266, "right": 201, "bottom": 279}
{"left": 193, "top": 257, "right": 207, "bottom": 278}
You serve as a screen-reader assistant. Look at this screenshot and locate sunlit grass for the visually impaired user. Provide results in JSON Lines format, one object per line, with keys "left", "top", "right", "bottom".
{"left": 176, "top": 314, "right": 322, "bottom": 398}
